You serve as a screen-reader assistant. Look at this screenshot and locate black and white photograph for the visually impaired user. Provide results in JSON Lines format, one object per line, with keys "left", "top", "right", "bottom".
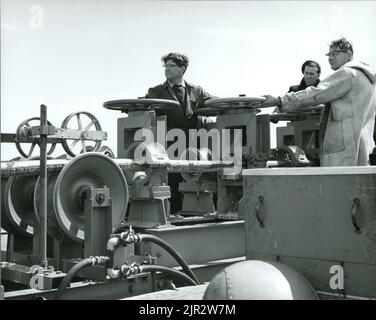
{"left": 1, "top": 0, "right": 376, "bottom": 305}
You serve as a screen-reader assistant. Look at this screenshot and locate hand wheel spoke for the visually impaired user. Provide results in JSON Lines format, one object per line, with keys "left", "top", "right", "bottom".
{"left": 27, "top": 142, "right": 37, "bottom": 158}
{"left": 61, "top": 111, "right": 102, "bottom": 157}
{"left": 69, "top": 139, "right": 80, "bottom": 149}
{"left": 83, "top": 119, "right": 95, "bottom": 131}
{"left": 76, "top": 114, "right": 83, "bottom": 130}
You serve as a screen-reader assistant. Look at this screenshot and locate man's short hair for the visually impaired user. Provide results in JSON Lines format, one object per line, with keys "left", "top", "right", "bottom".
{"left": 330, "top": 37, "right": 353, "bottom": 54}
{"left": 161, "top": 52, "right": 189, "bottom": 69}
{"left": 301, "top": 60, "right": 321, "bottom": 74}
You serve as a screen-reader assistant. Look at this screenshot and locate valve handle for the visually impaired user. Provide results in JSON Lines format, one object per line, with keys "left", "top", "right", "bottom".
{"left": 60, "top": 111, "right": 102, "bottom": 157}
{"left": 351, "top": 197, "right": 361, "bottom": 234}
{"left": 15, "top": 117, "right": 56, "bottom": 158}
{"left": 255, "top": 195, "right": 265, "bottom": 228}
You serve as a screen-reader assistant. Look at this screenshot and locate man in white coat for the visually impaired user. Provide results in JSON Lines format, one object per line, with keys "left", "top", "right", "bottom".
{"left": 262, "top": 38, "right": 376, "bottom": 166}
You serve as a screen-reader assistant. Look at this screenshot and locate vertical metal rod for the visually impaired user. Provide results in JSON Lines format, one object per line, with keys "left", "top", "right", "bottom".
{"left": 0, "top": 173, "right": 3, "bottom": 299}
{"left": 39, "top": 104, "right": 48, "bottom": 268}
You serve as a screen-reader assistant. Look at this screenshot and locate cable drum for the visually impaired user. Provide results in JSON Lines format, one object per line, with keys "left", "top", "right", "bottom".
{"left": 52, "top": 152, "right": 128, "bottom": 243}
{"left": 1, "top": 157, "right": 24, "bottom": 234}
{"left": 4, "top": 175, "right": 37, "bottom": 236}
{"left": 2, "top": 156, "right": 53, "bottom": 236}
{"left": 33, "top": 172, "right": 63, "bottom": 240}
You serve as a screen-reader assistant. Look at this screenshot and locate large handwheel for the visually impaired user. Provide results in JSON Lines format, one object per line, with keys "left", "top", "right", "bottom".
{"left": 103, "top": 98, "right": 180, "bottom": 113}
{"left": 204, "top": 97, "right": 267, "bottom": 109}
{"left": 61, "top": 111, "right": 102, "bottom": 157}
{"left": 195, "top": 97, "right": 267, "bottom": 116}
{"left": 194, "top": 107, "right": 221, "bottom": 117}
{"left": 15, "top": 117, "right": 57, "bottom": 158}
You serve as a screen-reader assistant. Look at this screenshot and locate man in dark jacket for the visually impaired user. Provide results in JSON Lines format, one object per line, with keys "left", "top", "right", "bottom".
{"left": 288, "top": 60, "right": 321, "bottom": 92}
{"left": 145, "top": 52, "right": 214, "bottom": 214}
{"left": 145, "top": 52, "right": 213, "bottom": 130}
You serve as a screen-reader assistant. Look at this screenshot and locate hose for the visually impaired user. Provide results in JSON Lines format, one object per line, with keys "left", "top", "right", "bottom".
{"left": 139, "top": 264, "right": 197, "bottom": 287}
{"left": 140, "top": 234, "right": 200, "bottom": 285}
{"left": 54, "top": 256, "right": 109, "bottom": 300}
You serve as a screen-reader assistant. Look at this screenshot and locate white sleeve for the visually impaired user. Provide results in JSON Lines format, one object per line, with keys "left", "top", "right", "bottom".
{"left": 281, "top": 68, "right": 353, "bottom": 112}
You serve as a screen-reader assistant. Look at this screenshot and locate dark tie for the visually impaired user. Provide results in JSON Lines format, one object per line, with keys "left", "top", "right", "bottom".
{"left": 172, "top": 84, "right": 186, "bottom": 107}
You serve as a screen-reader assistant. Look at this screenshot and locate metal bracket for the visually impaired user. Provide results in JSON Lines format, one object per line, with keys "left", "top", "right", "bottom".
{"left": 30, "top": 125, "right": 56, "bottom": 136}
{"left": 84, "top": 187, "right": 113, "bottom": 257}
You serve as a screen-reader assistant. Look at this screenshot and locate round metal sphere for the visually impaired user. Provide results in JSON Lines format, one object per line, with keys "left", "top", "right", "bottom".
{"left": 203, "top": 260, "right": 318, "bottom": 300}
{"left": 53, "top": 152, "right": 128, "bottom": 243}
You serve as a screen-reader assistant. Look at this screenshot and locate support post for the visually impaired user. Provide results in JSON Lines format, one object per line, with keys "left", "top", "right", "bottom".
{"left": 39, "top": 104, "right": 48, "bottom": 268}
{"left": 0, "top": 183, "right": 3, "bottom": 300}
{"left": 84, "top": 187, "right": 113, "bottom": 257}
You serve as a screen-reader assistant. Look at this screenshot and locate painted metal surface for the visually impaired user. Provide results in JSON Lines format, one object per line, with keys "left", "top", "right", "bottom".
{"left": 139, "top": 221, "right": 245, "bottom": 273}
{"left": 241, "top": 166, "right": 376, "bottom": 298}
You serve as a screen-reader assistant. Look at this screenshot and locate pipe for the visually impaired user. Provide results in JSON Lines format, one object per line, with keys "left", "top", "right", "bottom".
{"left": 117, "top": 263, "right": 197, "bottom": 287}
{"left": 0, "top": 159, "right": 67, "bottom": 177}
{"left": 139, "top": 234, "right": 200, "bottom": 285}
{"left": 140, "top": 265, "right": 197, "bottom": 287}
{"left": 114, "top": 159, "right": 233, "bottom": 172}
{"left": 109, "top": 231, "right": 200, "bottom": 285}
{"left": 106, "top": 237, "right": 120, "bottom": 251}
{"left": 107, "top": 268, "right": 120, "bottom": 279}
{"left": 54, "top": 256, "right": 109, "bottom": 300}
{"left": 0, "top": 157, "right": 232, "bottom": 178}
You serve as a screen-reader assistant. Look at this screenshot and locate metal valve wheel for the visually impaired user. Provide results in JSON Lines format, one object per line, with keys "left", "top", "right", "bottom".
{"left": 60, "top": 111, "right": 103, "bottom": 157}
{"left": 103, "top": 98, "right": 180, "bottom": 113}
{"left": 205, "top": 96, "right": 267, "bottom": 109}
{"left": 194, "top": 107, "right": 221, "bottom": 117}
{"left": 15, "top": 117, "right": 57, "bottom": 158}
{"left": 195, "top": 97, "right": 267, "bottom": 116}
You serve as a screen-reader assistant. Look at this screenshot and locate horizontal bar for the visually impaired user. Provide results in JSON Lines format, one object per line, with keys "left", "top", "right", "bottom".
{"left": 1, "top": 157, "right": 233, "bottom": 177}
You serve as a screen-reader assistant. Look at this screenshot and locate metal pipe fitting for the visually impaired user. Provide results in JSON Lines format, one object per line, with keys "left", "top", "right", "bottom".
{"left": 106, "top": 237, "right": 120, "bottom": 251}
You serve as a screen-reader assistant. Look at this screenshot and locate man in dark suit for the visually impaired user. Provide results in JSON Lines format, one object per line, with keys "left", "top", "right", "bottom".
{"left": 145, "top": 52, "right": 214, "bottom": 214}
{"left": 145, "top": 52, "right": 213, "bottom": 130}
{"left": 288, "top": 60, "right": 321, "bottom": 92}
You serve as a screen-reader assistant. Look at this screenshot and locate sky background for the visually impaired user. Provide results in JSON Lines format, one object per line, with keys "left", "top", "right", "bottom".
{"left": 1, "top": 0, "right": 376, "bottom": 160}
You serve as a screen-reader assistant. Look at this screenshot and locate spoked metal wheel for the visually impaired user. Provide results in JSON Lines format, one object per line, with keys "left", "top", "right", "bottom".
{"left": 60, "top": 111, "right": 102, "bottom": 157}
{"left": 15, "top": 117, "right": 56, "bottom": 158}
